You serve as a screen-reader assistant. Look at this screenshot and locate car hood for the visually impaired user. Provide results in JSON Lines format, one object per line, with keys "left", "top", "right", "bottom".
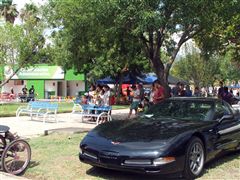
{"left": 89, "top": 116, "right": 214, "bottom": 143}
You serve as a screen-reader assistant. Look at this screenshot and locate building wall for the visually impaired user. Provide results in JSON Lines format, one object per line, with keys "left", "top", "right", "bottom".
{"left": 1, "top": 80, "right": 85, "bottom": 98}
{"left": 27, "top": 80, "right": 45, "bottom": 99}
{"left": 45, "top": 80, "right": 58, "bottom": 98}
{"left": 67, "top": 81, "right": 85, "bottom": 96}
{"left": 1, "top": 80, "right": 27, "bottom": 94}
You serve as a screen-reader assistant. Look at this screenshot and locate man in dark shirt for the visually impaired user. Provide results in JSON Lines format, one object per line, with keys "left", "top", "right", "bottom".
{"left": 218, "top": 81, "right": 224, "bottom": 99}
{"left": 29, "top": 85, "right": 35, "bottom": 95}
{"left": 22, "top": 85, "right": 28, "bottom": 95}
{"left": 222, "top": 86, "right": 233, "bottom": 105}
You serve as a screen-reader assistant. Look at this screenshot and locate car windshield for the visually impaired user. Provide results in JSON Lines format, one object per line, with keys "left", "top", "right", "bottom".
{"left": 145, "top": 99, "right": 214, "bottom": 121}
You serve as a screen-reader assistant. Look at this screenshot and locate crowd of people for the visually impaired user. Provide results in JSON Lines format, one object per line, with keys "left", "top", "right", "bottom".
{"left": 79, "top": 80, "right": 239, "bottom": 119}
{"left": 126, "top": 80, "right": 240, "bottom": 118}
{"left": 81, "top": 84, "right": 112, "bottom": 106}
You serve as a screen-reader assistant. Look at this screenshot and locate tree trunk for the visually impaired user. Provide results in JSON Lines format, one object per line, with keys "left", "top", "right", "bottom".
{"left": 116, "top": 73, "right": 123, "bottom": 104}
{"left": 151, "top": 56, "right": 171, "bottom": 98}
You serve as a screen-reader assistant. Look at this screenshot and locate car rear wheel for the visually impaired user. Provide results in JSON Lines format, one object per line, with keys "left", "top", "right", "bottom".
{"left": 183, "top": 137, "right": 205, "bottom": 179}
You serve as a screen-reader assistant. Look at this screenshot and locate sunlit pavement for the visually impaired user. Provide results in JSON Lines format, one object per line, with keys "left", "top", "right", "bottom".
{"left": 0, "top": 109, "right": 129, "bottom": 138}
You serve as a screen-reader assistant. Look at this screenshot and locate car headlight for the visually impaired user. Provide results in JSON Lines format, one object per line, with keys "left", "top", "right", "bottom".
{"left": 153, "top": 157, "right": 175, "bottom": 165}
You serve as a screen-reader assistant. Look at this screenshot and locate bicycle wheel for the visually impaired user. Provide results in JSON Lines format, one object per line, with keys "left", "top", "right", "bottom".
{"left": 1, "top": 139, "right": 31, "bottom": 175}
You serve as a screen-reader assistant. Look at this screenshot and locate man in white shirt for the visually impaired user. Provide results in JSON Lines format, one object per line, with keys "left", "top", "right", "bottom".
{"left": 128, "top": 85, "right": 140, "bottom": 118}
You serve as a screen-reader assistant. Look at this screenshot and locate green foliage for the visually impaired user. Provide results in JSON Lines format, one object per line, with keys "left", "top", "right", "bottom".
{"left": 172, "top": 49, "right": 221, "bottom": 87}
{"left": 218, "top": 52, "right": 240, "bottom": 82}
{"left": 44, "top": 0, "right": 237, "bottom": 89}
{"left": 0, "top": 22, "right": 45, "bottom": 68}
{"left": 195, "top": 0, "right": 240, "bottom": 63}
{"left": 0, "top": 3, "right": 48, "bottom": 87}
{"left": 0, "top": 1, "right": 18, "bottom": 23}
{"left": 44, "top": 0, "right": 150, "bottom": 81}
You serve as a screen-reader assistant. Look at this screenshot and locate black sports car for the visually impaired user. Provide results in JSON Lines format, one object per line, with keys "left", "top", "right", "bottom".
{"left": 79, "top": 97, "right": 240, "bottom": 179}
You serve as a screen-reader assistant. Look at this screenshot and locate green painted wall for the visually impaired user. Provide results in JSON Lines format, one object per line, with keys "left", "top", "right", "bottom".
{"left": 0, "top": 66, "right": 3, "bottom": 80}
{"left": 65, "top": 70, "right": 85, "bottom": 81}
{"left": 27, "top": 80, "right": 45, "bottom": 99}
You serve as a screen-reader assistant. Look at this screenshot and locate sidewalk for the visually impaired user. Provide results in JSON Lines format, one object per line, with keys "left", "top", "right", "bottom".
{"left": 0, "top": 109, "right": 129, "bottom": 138}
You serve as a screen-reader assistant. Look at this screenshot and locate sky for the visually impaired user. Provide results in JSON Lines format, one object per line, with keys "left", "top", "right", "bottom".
{"left": 13, "top": 0, "right": 47, "bottom": 10}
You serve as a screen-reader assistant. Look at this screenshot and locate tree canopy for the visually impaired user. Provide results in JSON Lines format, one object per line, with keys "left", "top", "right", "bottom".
{"left": 0, "top": 3, "right": 47, "bottom": 88}
{"left": 44, "top": 0, "right": 239, "bottom": 95}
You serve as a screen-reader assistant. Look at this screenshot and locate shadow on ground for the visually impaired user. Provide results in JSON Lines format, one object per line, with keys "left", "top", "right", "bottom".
{"left": 203, "top": 150, "right": 240, "bottom": 173}
{"left": 86, "top": 167, "right": 182, "bottom": 180}
{"left": 85, "top": 151, "right": 240, "bottom": 180}
{"left": 28, "top": 161, "right": 40, "bottom": 169}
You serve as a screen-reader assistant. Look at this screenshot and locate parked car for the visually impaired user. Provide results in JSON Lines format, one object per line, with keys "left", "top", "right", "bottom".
{"left": 79, "top": 97, "right": 240, "bottom": 179}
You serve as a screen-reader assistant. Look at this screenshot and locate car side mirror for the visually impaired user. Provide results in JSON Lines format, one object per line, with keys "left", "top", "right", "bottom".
{"left": 218, "top": 114, "right": 234, "bottom": 123}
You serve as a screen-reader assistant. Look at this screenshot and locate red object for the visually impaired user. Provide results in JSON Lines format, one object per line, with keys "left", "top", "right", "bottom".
{"left": 153, "top": 86, "right": 165, "bottom": 104}
{"left": 121, "top": 84, "right": 131, "bottom": 96}
{"left": 110, "top": 96, "right": 115, "bottom": 105}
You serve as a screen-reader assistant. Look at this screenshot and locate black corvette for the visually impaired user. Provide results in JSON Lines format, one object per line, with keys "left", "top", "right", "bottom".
{"left": 79, "top": 97, "right": 240, "bottom": 179}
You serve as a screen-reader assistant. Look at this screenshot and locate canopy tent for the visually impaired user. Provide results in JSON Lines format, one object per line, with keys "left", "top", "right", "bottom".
{"left": 97, "top": 73, "right": 188, "bottom": 85}
{"left": 96, "top": 74, "right": 133, "bottom": 84}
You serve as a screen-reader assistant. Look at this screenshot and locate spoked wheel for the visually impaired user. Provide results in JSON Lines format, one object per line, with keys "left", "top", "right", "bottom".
{"left": 97, "top": 112, "right": 112, "bottom": 125}
{"left": 1, "top": 139, "right": 31, "bottom": 175}
{"left": 183, "top": 137, "right": 205, "bottom": 179}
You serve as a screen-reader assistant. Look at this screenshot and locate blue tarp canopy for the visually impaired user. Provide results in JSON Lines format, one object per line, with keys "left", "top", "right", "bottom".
{"left": 97, "top": 73, "right": 188, "bottom": 85}
{"left": 96, "top": 74, "right": 133, "bottom": 84}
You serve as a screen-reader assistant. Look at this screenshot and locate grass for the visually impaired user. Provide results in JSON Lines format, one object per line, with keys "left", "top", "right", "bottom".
{"left": 0, "top": 102, "right": 129, "bottom": 117}
{"left": 23, "top": 133, "right": 240, "bottom": 180}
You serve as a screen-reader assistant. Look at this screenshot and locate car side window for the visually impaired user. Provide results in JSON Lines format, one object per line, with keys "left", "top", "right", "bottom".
{"left": 214, "top": 102, "right": 231, "bottom": 120}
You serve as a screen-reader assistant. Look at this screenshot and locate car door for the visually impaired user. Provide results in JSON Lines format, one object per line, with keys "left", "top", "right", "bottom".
{"left": 213, "top": 101, "right": 240, "bottom": 150}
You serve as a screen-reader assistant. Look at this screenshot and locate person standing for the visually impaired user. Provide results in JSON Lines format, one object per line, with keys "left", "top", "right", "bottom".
{"left": 185, "top": 85, "right": 192, "bottom": 97}
{"left": 21, "top": 85, "right": 28, "bottom": 102}
{"left": 153, "top": 80, "right": 165, "bottom": 104}
{"left": 193, "top": 86, "right": 201, "bottom": 97}
{"left": 103, "top": 85, "right": 111, "bottom": 106}
{"left": 126, "top": 86, "right": 131, "bottom": 102}
{"left": 29, "top": 85, "right": 35, "bottom": 95}
{"left": 217, "top": 81, "right": 224, "bottom": 99}
{"left": 28, "top": 85, "right": 35, "bottom": 102}
{"left": 128, "top": 85, "right": 140, "bottom": 118}
{"left": 178, "top": 83, "right": 186, "bottom": 97}
{"left": 22, "top": 85, "right": 27, "bottom": 95}
{"left": 222, "top": 86, "right": 233, "bottom": 105}
{"left": 171, "top": 82, "right": 181, "bottom": 97}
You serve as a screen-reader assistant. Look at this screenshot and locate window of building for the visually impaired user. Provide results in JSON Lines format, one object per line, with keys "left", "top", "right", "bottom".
{"left": 14, "top": 80, "right": 24, "bottom": 85}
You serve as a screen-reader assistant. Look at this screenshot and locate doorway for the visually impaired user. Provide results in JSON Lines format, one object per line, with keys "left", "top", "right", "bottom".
{"left": 57, "top": 81, "right": 63, "bottom": 96}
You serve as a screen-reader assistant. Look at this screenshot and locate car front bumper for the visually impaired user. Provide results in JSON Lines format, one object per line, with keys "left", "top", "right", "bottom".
{"left": 79, "top": 152, "right": 184, "bottom": 175}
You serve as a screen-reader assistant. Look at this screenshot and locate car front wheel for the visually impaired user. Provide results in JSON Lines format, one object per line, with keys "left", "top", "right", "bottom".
{"left": 183, "top": 137, "right": 205, "bottom": 179}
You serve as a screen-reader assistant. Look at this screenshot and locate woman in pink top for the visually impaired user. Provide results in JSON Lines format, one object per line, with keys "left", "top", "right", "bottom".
{"left": 153, "top": 80, "right": 165, "bottom": 104}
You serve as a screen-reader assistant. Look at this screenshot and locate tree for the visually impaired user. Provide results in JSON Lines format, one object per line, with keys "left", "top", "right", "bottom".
{"left": 0, "top": 3, "right": 47, "bottom": 88}
{"left": 45, "top": 0, "right": 233, "bottom": 96}
{"left": 172, "top": 50, "right": 221, "bottom": 88}
{"left": 0, "top": 0, "right": 18, "bottom": 24}
{"left": 195, "top": 0, "right": 240, "bottom": 64}
{"left": 20, "top": 3, "right": 39, "bottom": 23}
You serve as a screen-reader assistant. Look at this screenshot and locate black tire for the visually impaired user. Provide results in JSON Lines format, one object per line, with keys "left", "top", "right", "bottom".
{"left": 183, "top": 137, "right": 205, "bottom": 180}
{"left": 1, "top": 139, "right": 31, "bottom": 175}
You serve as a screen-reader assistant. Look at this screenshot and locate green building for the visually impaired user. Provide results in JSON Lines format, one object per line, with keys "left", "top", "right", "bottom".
{"left": 0, "top": 65, "right": 85, "bottom": 99}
